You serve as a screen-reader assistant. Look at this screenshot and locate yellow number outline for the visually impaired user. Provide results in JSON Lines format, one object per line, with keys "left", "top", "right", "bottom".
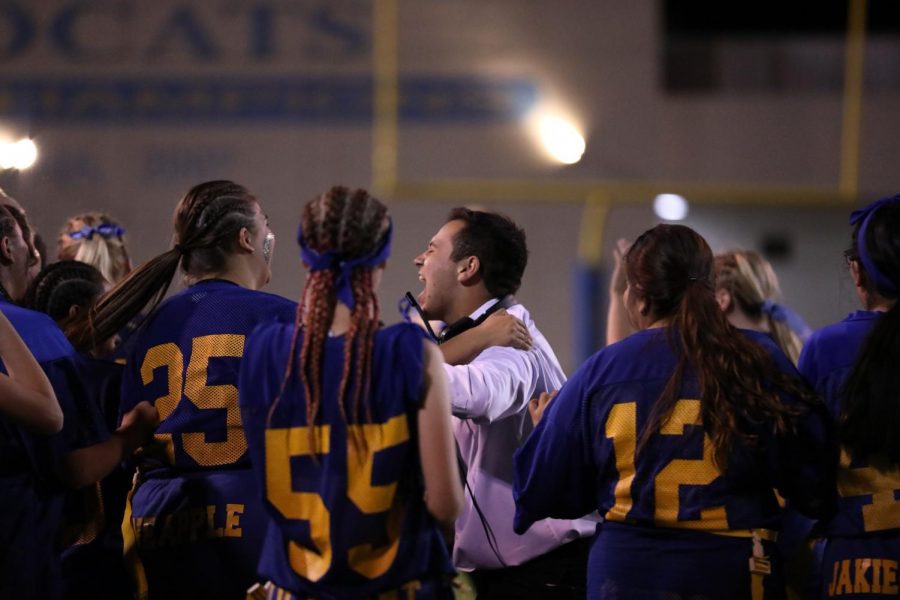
{"left": 604, "top": 402, "right": 636, "bottom": 523}
{"left": 139, "top": 334, "right": 247, "bottom": 466}
{"left": 654, "top": 399, "right": 726, "bottom": 528}
{"left": 604, "top": 400, "right": 726, "bottom": 528}
{"left": 140, "top": 343, "right": 183, "bottom": 464}
{"left": 266, "top": 426, "right": 333, "bottom": 581}
{"left": 837, "top": 448, "right": 900, "bottom": 532}
{"left": 264, "top": 415, "right": 410, "bottom": 582}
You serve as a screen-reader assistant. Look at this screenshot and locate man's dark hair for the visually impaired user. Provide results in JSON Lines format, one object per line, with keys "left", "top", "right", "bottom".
{"left": 447, "top": 207, "right": 528, "bottom": 297}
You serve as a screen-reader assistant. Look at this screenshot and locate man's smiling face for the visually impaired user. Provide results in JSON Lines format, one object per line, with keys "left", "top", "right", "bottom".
{"left": 413, "top": 219, "right": 466, "bottom": 322}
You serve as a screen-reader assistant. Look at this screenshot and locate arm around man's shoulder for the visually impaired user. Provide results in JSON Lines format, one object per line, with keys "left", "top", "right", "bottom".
{"left": 443, "top": 322, "right": 546, "bottom": 423}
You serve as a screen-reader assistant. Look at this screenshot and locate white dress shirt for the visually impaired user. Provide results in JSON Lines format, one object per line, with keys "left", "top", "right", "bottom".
{"left": 444, "top": 299, "right": 597, "bottom": 571}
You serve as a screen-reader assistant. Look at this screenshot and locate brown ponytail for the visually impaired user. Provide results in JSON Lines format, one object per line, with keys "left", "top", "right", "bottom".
{"left": 69, "top": 180, "right": 259, "bottom": 353}
{"left": 715, "top": 250, "right": 803, "bottom": 365}
{"left": 629, "top": 225, "right": 815, "bottom": 469}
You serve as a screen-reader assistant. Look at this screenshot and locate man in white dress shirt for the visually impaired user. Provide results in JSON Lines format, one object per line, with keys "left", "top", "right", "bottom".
{"left": 413, "top": 208, "right": 595, "bottom": 599}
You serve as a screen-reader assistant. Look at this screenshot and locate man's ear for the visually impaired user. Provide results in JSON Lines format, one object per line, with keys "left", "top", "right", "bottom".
{"left": 715, "top": 288, "right": 733, "bottom": 313}
{"left": 0, "top": 237, "right": 12, "bottom": 265}
{"left": 68, "top": 304, "right": 81, "bottom": 319}
{"left": 237, "top": 227, "right": 255, "bottom": 254}
{"left": 456, "top": 255, "right": 481, "bottom": 284}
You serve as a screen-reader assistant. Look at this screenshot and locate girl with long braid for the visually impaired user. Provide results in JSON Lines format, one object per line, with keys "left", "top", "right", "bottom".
{"left": 798, "top": 195, "right": 900, "bottom": 598}
{"left": 514, "top": 224, "right": 836, "bottom": 599}
{"left": 25, "top": 262, "right": 137, "bottom": 598}
{"left": 72, "top": 180, "right": 297, "bottom": 599}
{"left": 25, "top": 260, "right": 108, "bottom": 348}
{"left": 240, "top": 186, "right": 462, "bottom": 599}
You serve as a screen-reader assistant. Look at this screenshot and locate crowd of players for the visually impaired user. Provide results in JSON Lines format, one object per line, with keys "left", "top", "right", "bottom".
{"left": 0, "top": 181, "right": 896, "bottom": 600}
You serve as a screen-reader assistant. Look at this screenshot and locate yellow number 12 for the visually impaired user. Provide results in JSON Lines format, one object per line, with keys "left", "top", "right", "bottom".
{"left": 604, "top": 399, "right": 725, "bottom": 529}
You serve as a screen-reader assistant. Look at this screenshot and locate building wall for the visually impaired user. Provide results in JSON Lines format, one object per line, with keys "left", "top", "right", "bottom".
{"left": 0, "top": 0, "right": 891, "bottom": 372}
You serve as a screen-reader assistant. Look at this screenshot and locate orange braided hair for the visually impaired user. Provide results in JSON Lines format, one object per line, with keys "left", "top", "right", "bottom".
{"left": 270, "top": 187, "right": 389, "bottom": 455}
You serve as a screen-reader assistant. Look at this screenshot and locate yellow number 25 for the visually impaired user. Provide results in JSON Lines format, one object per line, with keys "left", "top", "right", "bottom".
{"left": 140, "top": 334, "right": 247, "bottom": 466}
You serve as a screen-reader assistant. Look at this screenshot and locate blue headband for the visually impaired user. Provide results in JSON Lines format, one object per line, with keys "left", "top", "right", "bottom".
{"left": 849, "top": 195, "right": 900, "bottom": 297}
{"left": 760, "top": 300, "right": 813, "bottom": 342}
{"left": 68, "top": 223, "right": 126, "bottom": 240}
{"left": 298, "top": 222, "right": 392, "bottom": 309}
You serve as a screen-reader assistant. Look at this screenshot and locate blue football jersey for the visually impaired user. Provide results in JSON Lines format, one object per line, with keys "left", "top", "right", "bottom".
{"left": 121, "top": 280, "right": 297, "bottom": 472}
{"left": 59, "top": 356, "right": 132, "bottom": 600}
{"left": 240, "top": 321, "right": 454, "bottom": 599}
{"left": 0, "top": 299, "right": 108, "bottom": 600}
{"left": 120, "top": 280, "right": 297, "bottom": 599}
{"left": 798, "top": 310, "right": 900, "bottom": 538}
{"left": 813, "top": 534, "right": 900, "bottom": 599}
{"left": 799, "top": 311, "right": 900, "bottom": 600}
{"left": 514, "top": 327, "right": 836, "bottom": 599}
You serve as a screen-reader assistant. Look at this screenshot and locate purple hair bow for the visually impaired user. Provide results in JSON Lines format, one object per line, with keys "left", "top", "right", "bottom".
{"left": 68, "top": 223, "right": 125, "bottom": 240}
{"left": 298, "top": 222, "right": 392, "bottom": 309}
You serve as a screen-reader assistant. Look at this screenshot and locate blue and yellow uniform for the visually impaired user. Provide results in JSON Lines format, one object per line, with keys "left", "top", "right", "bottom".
{"left": 59, "top": 356, "right": 132, "bottom": 600}
{"left": 799, "top": 311, "right": 900, "bottom": 599}
{"left": 514, "top": 328, "right": 836, "bottom": 600}
{"left": 0, "top": 298, "right": 108, "bottom": 600}
{"left": 239, "top": 321, "right": 455, "bottom": 600}
{"left": 120, "top": 280, "right": 296, "bottom": 599}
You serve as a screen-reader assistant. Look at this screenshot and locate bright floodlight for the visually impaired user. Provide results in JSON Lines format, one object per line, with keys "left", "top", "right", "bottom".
{"left": 653, "top": 194, "right": 689, "bottom": 221}
{"left": 13, "top": 139, "right": 37, "bottom": 169}
{"left": 538, "top": 116, "right": 585, "bottom": 164}
{"left": 0, "top": 143, "right": 14, "bottom": 170}
{"left": 0, "top": 138, "right": 38, "bottom": 170}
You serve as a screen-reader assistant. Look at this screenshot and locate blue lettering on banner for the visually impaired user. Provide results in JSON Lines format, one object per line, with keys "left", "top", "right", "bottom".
{"left": 0, "top": 4, "right": 33, "bottom": 59}
{"left": 50, "top": 2, "right": 133, "bottom": 61}
{"left": 249, "top": 5, "right": 274, "bottom": 60}
{"left": 305, "top": 5, "right": 367, "bottom": 58}
{"left": 0, "top": 1, "right": 371, "bottom": 64}
{"left": 145, "top": 6, "right": 219, "bottom": 61}
{"left": 0, "top": 77, "right": 538, "bottom": 124}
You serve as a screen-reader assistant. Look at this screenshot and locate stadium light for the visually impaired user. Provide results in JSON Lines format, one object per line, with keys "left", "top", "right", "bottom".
{"left": 537, "top": 115, "right": 586, "bottom": 165}
{"left": 653, "top": 193, "right": 689, "bottom": 221}
{"left": 0, "top": 138, "right": 38, "bottom": 170}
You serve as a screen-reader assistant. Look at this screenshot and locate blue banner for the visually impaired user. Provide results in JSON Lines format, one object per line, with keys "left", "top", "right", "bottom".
{"left": 0, "top": 76, "right": 538, "bottom": 124}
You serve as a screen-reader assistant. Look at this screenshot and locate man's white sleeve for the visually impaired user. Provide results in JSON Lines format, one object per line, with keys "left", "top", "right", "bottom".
{"left": 443, "top": 346, "right": 538, "bottom": 423}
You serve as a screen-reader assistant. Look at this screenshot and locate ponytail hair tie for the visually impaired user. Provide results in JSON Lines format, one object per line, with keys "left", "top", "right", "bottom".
{"left": 760, "top": 299, "right": 785, "bottom": 321}
{"left": 760, "top": 299, "right": 814, "bottom": 342}
{"left": 174, "top": 244, "right": 188, "bottom": 256}
{"left": 298, "top": 222, "right": 392, "bottom": 309}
